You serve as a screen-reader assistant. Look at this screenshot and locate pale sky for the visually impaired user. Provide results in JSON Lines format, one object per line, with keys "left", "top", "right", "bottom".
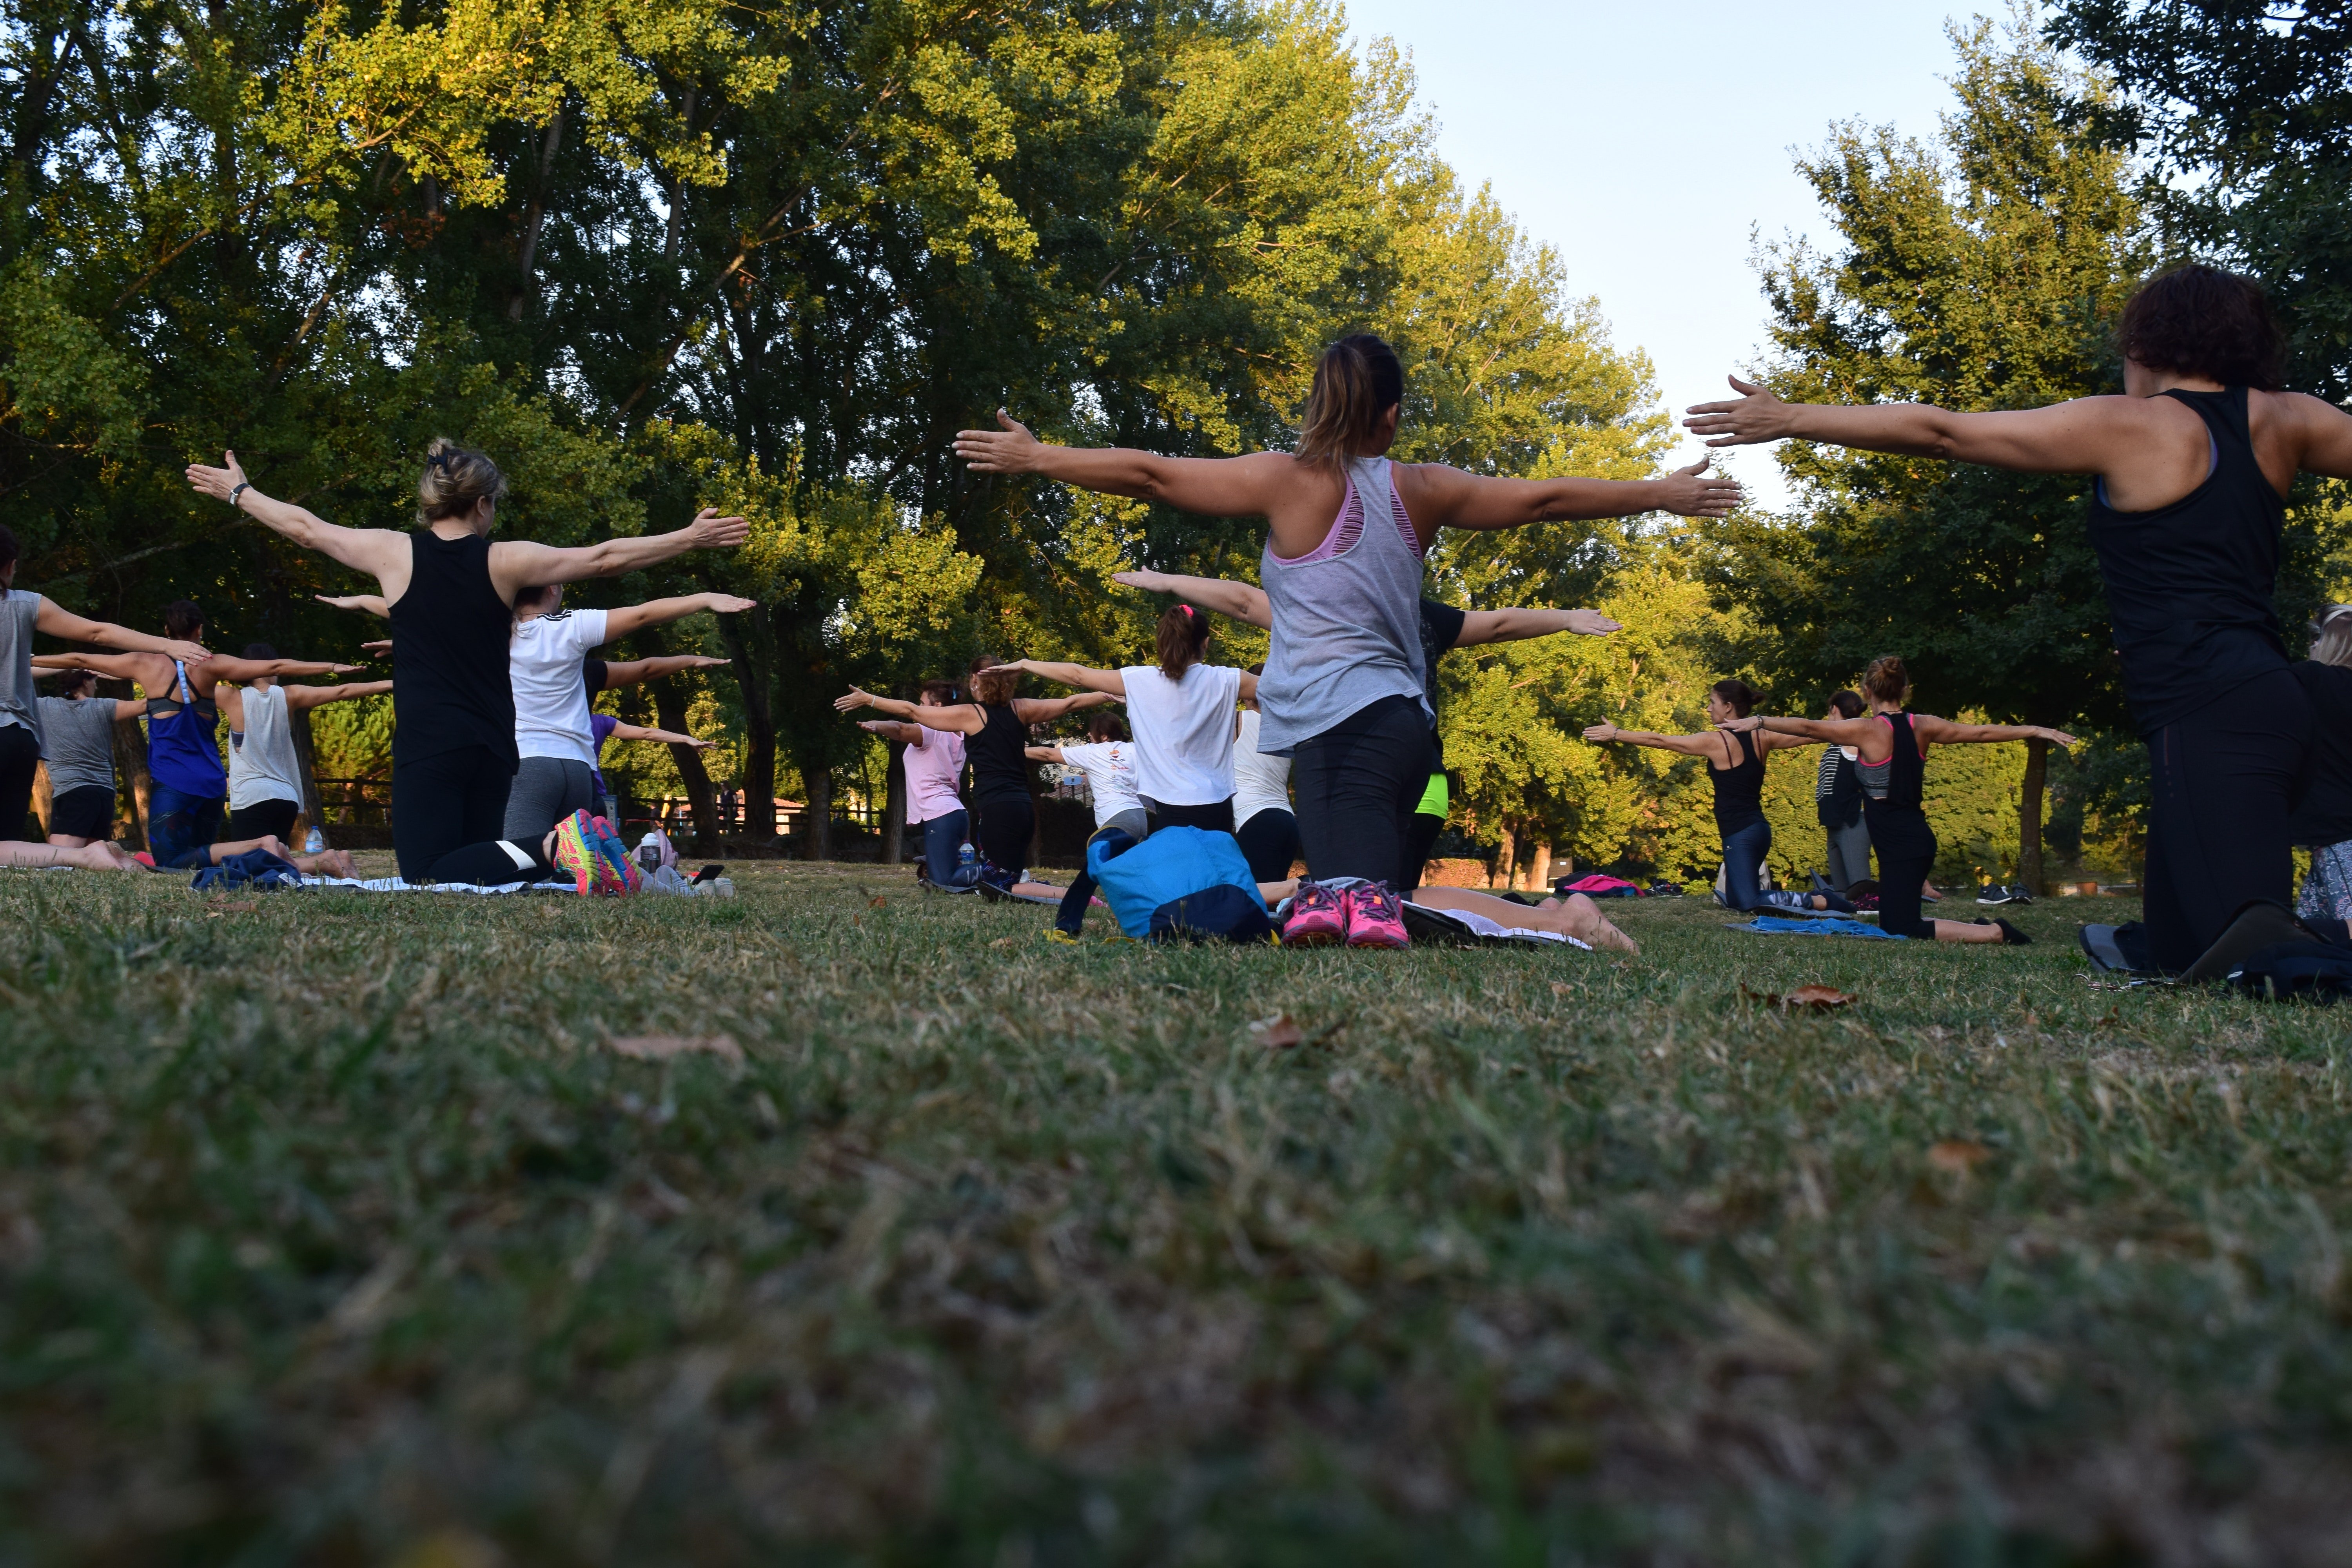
{"left": 1342, "top": 0, "right": 1982, "bottom": 512}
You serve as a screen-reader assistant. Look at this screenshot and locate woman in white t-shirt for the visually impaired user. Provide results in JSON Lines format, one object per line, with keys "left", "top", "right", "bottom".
{"left": 1024, "top": 710, "right": 1147, "bottom": 938}
{"left": 994, "top": 603, "right": 1256, "bottom": 833}
{"left": 503, "top": 584, "right": 755, "bottom": 841}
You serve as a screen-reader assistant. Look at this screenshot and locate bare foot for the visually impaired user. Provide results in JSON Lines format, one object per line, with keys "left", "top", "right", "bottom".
{"left": 1541, "top": 893, "right": 1641, "bottom": 956}
{"left": 296, "top": 848, "right": 357, "bottom": 878}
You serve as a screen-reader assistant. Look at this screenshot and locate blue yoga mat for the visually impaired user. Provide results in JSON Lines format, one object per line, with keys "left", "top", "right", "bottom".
{"left": 1726, "top": 916, "right": 1906, "bottom": 940}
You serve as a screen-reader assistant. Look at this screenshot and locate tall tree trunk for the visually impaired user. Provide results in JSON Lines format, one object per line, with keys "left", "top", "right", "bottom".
{"left": 2018, "top": 735, "right": 2048, "bottom": 894}
{"left": 711, "top": 618, "right": 777, "bottom": 840}
{"left": 650, "top": 675, "right": 719, "bottom": 855}
{"left": 800, "top": 762, "right": 832, "bottom": 861}
{"left": 1527, "top": 840, "right": 1552, "bottom": 893}
{"left": 31, "top": 762, "right": 52, "bottom": 837}
{"left": 111, "top": 689, "right": 150, "bottom": 851}
{"left": 1492, "top": 821, "right": 1516, "bottom": 890}
{"left": 508, "top": 110, "right": 564, "bottom": 320}
{"left": 882, "top": 738, "right": 906, "bottom": 864}
{"left": 287, "top": 701, "right": 324, "bottom": 846}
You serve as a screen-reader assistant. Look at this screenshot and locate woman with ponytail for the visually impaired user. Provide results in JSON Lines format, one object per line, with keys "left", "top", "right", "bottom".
{"left": 1724, "top": 657, "right": 2078, "bottom": 944}
{"left": 991, "top": 601, "right": 1258, "bottom": 835}
{"left": 187, "top": 442, "right": 750, "bottom": 880}
{"left": 956, "top": 333, "right": 1739, "bottom": 948}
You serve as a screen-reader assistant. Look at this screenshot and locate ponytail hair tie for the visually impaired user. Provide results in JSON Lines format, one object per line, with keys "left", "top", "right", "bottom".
{"left": 1179, "top": 604, "right": 1194, "bottom": 618}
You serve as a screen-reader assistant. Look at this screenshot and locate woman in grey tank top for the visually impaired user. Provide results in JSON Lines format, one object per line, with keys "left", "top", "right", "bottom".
{"left": 955, "top": 334, "right": 1740, "bottom": 945}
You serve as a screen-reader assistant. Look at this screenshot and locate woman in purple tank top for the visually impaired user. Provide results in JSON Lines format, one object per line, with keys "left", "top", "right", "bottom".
{"left": 1690, "top": 264, "right": 2352, "bottom": 973}
{"left": 954, "top": 334, "right": 1740, "bottom": 949}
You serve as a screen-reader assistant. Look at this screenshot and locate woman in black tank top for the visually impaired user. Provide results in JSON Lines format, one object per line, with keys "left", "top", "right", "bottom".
{"left": 1690, "top": 263, "right": 2352, "bottom": 970}
{"left": 1582, "top": 677, "right": 1815, "bottom": 911}
{"left": 1732, "top": 657, "right": 2075, "bottom": 944}
{"left": 186, "top": 441, "right": 750, "bottom": 882}
{"left": 836, "top": 659, "right": 1114, "bottom": 884}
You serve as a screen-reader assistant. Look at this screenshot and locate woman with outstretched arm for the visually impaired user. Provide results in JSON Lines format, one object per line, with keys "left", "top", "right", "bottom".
{"left": 1719, "top": 657, "right": 2076, "bottom": 945}
{"left": 958, "top": 332, "right": 1736, "bottom": 949}
{"left": 836, "top": 664, "right": 1111, "bottom": 879}
{"left": 1687, "top": 264, "right": 2347, "bottom": 972}
{"left": 1114, "top": 567, "right": 1623, "bottom": 889}
{"left": 189, "top": 441, "right": 748, "bottom": 880}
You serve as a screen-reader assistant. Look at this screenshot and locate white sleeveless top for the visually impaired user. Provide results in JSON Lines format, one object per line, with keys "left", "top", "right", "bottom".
{"left": 1254, "top": 455, "right": 1430, "bottom": 753}
{"left": 229, "top": 684, "right": 304, "bottom": 809}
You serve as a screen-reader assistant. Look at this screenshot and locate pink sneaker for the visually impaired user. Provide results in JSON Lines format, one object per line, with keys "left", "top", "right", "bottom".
{"left": 1282, "top": 880, "right": 1347, "bottom": 946}
{"left": 1344, "top": 880, "right": 1410, "bottom": 949}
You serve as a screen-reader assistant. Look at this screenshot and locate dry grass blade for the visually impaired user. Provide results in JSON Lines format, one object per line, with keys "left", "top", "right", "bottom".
{"left": 1784, "top": 984, "right": 1855, "bottom": 1010}
{"left": 608, "top": 1033, "right": 744, "bottom": 1065}
{"left": 1927, "top": 1140, "right": 1992, "bottom": 1175}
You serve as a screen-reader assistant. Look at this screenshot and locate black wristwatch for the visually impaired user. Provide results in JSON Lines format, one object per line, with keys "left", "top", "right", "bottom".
{"left": 229, "top": 481, "right": 249, "bottom": 507}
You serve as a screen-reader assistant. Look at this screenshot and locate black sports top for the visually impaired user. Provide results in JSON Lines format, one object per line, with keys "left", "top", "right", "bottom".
{"left": 2084, "top": 387, "right": 2289, "bottom": 735}
{"left": 1416, "top": 598, "right": 1468, "bottom": 768}
{"left": 388, "top": 530, "right": 516, "bottom": 768}
{"left": 1862, "top": 711, "right": 1926, "bottom": 813}
{"left": 966, "top": 702, "right": 1031, "bottom": 803}
{"left": 1708, "top": 728, "right": 1765, "bottom": 830}
{"left": 2290, "top": 661, "right": 2352, "bottom": 846}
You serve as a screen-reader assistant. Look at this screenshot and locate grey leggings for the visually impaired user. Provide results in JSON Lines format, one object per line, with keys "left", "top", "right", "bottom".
{"left": 1823, "top": 817, "right": 1873, "bottom": 890}
{"left": 502, "top": 756, "right": 597, "bottom": 841}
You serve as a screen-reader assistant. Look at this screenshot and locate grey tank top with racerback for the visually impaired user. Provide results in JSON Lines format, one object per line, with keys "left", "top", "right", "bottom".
{"left": 1255, "top": 455, "right": 1431, "bottom": 755}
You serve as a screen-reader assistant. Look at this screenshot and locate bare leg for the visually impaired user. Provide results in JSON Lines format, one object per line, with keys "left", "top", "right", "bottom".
{"left": 1408, "top": 887, "right": 1640, "bottom": 956}
{"left": 288, "top": 847, "right": 358, "bottom": 877}
{"left": 46, "top": 833, "right": 95, "bottom": 849}
{"left": 0, "top": 840, "right": 143, "bottom": 871}
{"left": 1931, "top": 918, "right": 2004, "bottom": 943}
{"left": 1258, "top": 877, "right": 1298, "bottom": 904}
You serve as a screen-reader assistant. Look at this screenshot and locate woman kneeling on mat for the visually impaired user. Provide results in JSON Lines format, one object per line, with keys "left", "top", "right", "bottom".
{"left": 1722, "top": 657, "right": 2074, "bottom": 944}
{"left": 1582, "top": 678, "right": 1829, "bottom": 913}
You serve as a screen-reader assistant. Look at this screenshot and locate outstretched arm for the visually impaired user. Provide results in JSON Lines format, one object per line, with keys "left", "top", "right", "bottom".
{"left": 859, "top": 719, "right": 927, "bottom": 745}
{"left": 610, "top": 721, "right": 716, "bottom": 749}
{"left": 201, "top": 656, "right": 365, "bottom": 683}
{"left": 33, "top": 652, "right": 154, "bottom": 681}
{"left": 1912, "top": 715, "right": 2078, "bottom": 748}
{"left": 1024, "top": 745, "right": 1069, "bottom": 763}
{"left": 1405, "top": 459, "right": 1742, "bottom": 534}
{"left": 599, "top": 592, "right": 757, "bottom": 643}
{"left": 993, "top": 659, "right": 1125, "bottom": 697}
{"left": 593, "top": 654, "right": 730, "bottom": 691}
{"left": 835, "top": 689, "right": 985, "bottom": 734}
{"left": 486, "top": 509, "right": 749, "bottom": 599}
{"left": 1012, "top": 691, "right": 1116, "bottom": 723}
{"left": 955, "top": 410, "right": 1315, "bottom": 518}
{"left": 1580, "top": 723, "right": 1731, "bottom": 759}
{"left": 284, "top": 680, "right": 394, "bottom": 711}
{"left": 31, "top": 603, "right": 209, "bottom": 664}
{"left": 1112, "top": 570, "right": 1272, "bottom": 629}
{"left": 1724, "top": 713, "right": 1883, "bottom": 747}
{"left": 315, "top": 593, "right": 390, "bottom": 619}
{"left": 1684, "top": 376, "right": 2154, "bottom": 475}
{"left": 1456, "top": 607, "right": 1622, "bottom": 646}
{"left": 187, "top": 453, "right": 410, "bottom": 582}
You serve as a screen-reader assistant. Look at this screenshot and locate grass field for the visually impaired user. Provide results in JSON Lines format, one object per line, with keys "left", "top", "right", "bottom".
{"left": 2, "top": 860, "right": 2348, "bottom": 1565}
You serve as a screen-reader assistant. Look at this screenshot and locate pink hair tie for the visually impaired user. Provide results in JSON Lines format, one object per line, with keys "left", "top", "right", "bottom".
{"left": 1179, "top": 604, "right": 1194, "bottom": 618}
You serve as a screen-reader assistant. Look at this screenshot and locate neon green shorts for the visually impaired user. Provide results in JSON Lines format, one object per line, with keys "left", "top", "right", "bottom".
{"left": 1414, "top": 771, "right": 1448, "bottom": 819}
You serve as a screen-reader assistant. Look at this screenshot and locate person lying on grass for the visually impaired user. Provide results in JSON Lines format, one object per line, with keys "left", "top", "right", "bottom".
{"left": 1408, "top": 886, "right": 1641, "bottom": 955}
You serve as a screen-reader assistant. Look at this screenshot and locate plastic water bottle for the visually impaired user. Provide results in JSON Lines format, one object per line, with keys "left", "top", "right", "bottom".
{"left": 958, "top": 841, "right": 976, "bottom": 872}
{"left": 303, "top": 826, "right": 324, "bottom": 853}
{"left": 635, "top": 831, "right": 663, "bottom": 872}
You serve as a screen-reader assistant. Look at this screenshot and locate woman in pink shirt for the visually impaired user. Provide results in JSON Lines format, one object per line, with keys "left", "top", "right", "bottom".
{"left": 858, "top": 679, "right": 978, "bottom": 889}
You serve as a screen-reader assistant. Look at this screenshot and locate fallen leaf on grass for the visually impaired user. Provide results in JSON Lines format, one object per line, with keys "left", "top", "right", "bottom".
{"left": 1551, "top": 982, "right": 1574, "bottom": 998}
{"left": 608, "top": 1033, "right": 744, "bottom": 1065}
{"left": 1249, "top": 1013, "right": 1303, "bottom": 1048}
{"left": 1739, "top": 982, "right": 1856, "bottom": 1011}
{"left": 2093, "top": 1009, "right": 2120, "bottom": 1029}
{"left": 1927, "top": 1140, "right": 1991, "bottom": 1174}
{"left": 869, "top": 896, "right": 887, "bottom": 908}
{"left": 990, "top": 936, "right": 1017, "bottom": 949}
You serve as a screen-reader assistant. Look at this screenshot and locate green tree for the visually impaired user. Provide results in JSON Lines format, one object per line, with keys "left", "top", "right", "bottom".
{"left": 1713, "top": 16, "right": 2147, "bottom": 892}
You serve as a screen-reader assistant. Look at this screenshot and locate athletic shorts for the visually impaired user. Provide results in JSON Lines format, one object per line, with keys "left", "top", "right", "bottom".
{"left": 49, "top": 784, "right": 117, "bottom": 841}
{"left": 1414, "top": 771, "right": 1449, "bottom": 818}
{"left": 226, "top": 798, "right": 300, "bottom": 844}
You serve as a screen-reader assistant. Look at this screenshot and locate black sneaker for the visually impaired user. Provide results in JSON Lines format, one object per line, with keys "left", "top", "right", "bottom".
{"left": 1973, "top": 916, "right": 2032, "bottom": 946}
{"left": 1977, "top": 884, "right": 2018, "bottom": 905}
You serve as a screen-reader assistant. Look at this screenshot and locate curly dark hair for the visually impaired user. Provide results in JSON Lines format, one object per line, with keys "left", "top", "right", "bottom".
{"left": 2115, "top": 264, "right": 2286, "bottom": 390}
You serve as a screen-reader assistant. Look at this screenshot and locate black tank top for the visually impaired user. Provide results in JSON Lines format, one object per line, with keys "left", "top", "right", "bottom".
{"left": 388, "top": 530, "right": 515, "bottom": 768}
{"left": 1869, "top": 711, "right": 1925, "bottom": 813}
{"left": 965, "top": 702, "right": 1030, "bottom": 802}
{"left": 1709, "top": 729, "right": 1764, "bottom": 829}
{"left": 2084, "top": 387, "right": 2288, "bottom": 735}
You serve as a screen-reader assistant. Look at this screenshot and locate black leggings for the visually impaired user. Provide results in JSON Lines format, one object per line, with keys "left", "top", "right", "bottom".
{"left": 1864, "top": 799, "right": 1938, "bottom": 939}
{"left": 425, "top": 837, "right": 554, "bottom": 886}
{"left": 1238, "top": 809, "right": 1304, "bottom": 883}
{"left": 2145, "top": 668, "right": 2313, "bottom": 972}
{"left": 393, "top": 745, "right": 514, "bottom": 882}
{"left": 0, "top": 724, "right": 38, "bottom": 840}
{"left": 973, "top": 793, "right": 1034, "bottom": 875}
{"left": 1144, "top": 797, "right": 1235, "bottom": 835}
{"left": 1290, "top": 695, "right": 1433, "bottom": 887}
{"left": 226, "top": 799, "right": 299, "bottom": 844}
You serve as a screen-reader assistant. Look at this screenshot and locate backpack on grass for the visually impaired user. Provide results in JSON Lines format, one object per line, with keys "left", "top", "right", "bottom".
{"left": 1087, "top": 826, "right": 1272, "bottom": 944}
{"left": 2228, "top": 941, "right": 2352, "bottom": 1002}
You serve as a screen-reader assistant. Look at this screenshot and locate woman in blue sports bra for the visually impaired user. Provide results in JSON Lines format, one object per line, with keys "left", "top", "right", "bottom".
{"left": 1693, "top": 263, "right": 2352, "bottom": 973}
{"left": 33, "top": 600, "right": 362, "bottom": 869}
